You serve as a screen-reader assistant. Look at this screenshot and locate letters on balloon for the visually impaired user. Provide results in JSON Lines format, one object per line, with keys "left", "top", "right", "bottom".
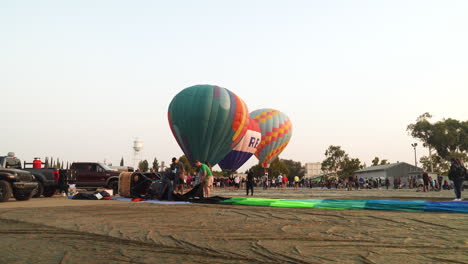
{"left": 218, "top": 117, "right": 261, "bottom": 172}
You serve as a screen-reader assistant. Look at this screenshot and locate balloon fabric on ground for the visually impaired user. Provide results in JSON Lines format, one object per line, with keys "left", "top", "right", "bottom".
{"left": 220, "top": 197, "right": 468, "bottom": 213}
{"left": 168, "top": 85, "right": 249, "bottom": 165}
{"left": 250, "top": 109, "right": 293, "bottom": 168}
{"left": 218, "top": 117, "right": 262, "bottom": 172}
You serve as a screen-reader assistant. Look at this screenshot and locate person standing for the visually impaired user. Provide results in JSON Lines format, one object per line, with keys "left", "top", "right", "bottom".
{"left": 385, "top": 178, "right": 390, "bottom": 190}
{"left": 234, "top": 175, "right": 240, "bottom": 189}
{"left": 449, "top": 159, "right": 466, "bottom": 201}
{"left": 422, "top": 171, "right": 429, "bottom": 192}
{"left": 262, "top": 173, "right": 268, "bottom": 189}
{"left": 347, "top": 175, "right": 354, "bottom": 191}
{"left": 246, "top": 169, "right": 254, "bottom": 196}
{"left": 417, "top": 175, "right": 424, "bottom": 192}
{"left": 294, "top": 175, "right": 300, "bottom": 190}
{"left": 195, "top": 160, "right": 213, "bottom": 198}
{"left": 277, "top": 174, "right": 283, "bottom": 189}
{"left": 169, "top": 158, "right": 177, "bottom": 191}
{"left": 354, "top": 176, "right": 359, "bottom": 190}
{"left": 171, "top": 157, "right": 185, "bottom": 194}
{"left": 437, "top": 175, "right": 444, "bottom": 191}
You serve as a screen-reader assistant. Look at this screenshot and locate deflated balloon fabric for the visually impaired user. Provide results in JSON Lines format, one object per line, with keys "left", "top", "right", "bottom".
{"left": 220, "top": 197, "right": 468, "bottom": 213}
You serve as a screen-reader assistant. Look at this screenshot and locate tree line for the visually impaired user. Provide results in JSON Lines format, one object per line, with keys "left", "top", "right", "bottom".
{"left": 42, "top": 157, "right": 68, "bottom": 169}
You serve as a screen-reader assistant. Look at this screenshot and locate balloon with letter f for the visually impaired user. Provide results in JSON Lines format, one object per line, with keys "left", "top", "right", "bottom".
{"left": 168, "top": 84, "right": 249, "bottom": 165}
{"left": 218, "top": 117, "right": 262, "bottom": 172}
{"left": 250, "top": 109, "right": 292, "bottom": 168}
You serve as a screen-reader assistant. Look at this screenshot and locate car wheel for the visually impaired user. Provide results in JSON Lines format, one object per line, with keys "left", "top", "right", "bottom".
{"left": 108, "top": 180, "right": 118, "bottom": 195}
{"left": 43, "top": 188, "right": 56, "bottom": 197}
{"left": 0, "top": 180, "right": 13, "bottom": 202}
{"left": 14, "top": 190, "right": 34, "bottom": 201}
{"left": 33, "top": 182, "right": 44, "bottom": 198}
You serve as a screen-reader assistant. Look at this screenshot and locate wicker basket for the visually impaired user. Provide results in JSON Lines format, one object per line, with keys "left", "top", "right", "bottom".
{"left": 118, "top": 172, "right": 134, "bottom": 198}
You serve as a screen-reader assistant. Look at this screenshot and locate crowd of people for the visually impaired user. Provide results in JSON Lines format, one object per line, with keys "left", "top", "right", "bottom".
{"left": 154, "top": 157, "right": 467, "bottom": 201}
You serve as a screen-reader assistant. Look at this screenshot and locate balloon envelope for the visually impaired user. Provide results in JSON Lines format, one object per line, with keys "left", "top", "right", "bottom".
{"left": 168, "top": 85, "right": 249, "bottom": 165}
{"left": 218, "top": 117, "right": 261, "bottom": 172}
{"left": 250, "top": 109, "right": 292, "bottom": 168}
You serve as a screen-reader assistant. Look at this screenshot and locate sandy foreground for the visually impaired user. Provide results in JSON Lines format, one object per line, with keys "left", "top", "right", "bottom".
{"left": 1, "top": 189, "right": 467, "bottom": 264}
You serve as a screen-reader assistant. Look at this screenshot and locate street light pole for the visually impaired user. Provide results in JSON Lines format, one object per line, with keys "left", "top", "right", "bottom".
{"left": 411, "top": 143, "right": 418, "bottom": 167}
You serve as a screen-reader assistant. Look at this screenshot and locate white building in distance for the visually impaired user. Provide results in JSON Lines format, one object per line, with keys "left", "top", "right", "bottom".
{"left": 305, "top": 162, "right": 323, "bottom": 178}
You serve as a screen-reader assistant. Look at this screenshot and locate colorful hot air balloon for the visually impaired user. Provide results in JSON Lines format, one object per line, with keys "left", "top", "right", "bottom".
{"left": 218, "top": 117, "right": 262, "bottom": 172}
{"left": 250, "top": 109, "right": 293, "bottom": 168}
{"left": 168, "top": 85, "right": 249, "bottom": 165}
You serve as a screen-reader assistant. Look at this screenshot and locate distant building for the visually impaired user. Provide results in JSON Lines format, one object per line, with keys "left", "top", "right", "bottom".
{"left": 305, "top": 162, "right": 323, "bottom": 178}
{"left": 355, "top": 162, "right": 423, "bottom": 187}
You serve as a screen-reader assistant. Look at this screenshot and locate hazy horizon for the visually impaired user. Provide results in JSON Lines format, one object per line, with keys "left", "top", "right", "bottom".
{"left": 1, "top": 1, "right": 467, "bottom": 172}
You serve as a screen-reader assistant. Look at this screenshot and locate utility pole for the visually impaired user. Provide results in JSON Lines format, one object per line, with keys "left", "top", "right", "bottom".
{"left": 411, "top": 143, "right": 418, "bottom": 167}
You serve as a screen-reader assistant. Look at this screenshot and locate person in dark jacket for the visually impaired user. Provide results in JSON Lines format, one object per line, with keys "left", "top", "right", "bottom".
{"left": 422, "top": 171, "right": 429, "bottom": 192}
{"left": 246, "top": 169, "right": 254, "bottom": 196}
{"left": 58, "top": 172, "right": 68, "bottom": 196}
{"left": 448, "top": 158, "right": 466, "bottom": 201}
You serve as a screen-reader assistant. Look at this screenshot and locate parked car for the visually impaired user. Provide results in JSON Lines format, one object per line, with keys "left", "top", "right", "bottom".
{"left": 0, "top": 155, "right": 38, "bottom": 202}
{"left": 68, "top": 162, "right": 121, "bottom": 192}
{"left": 0, "top": 153, "right": 59, "bottom": 197}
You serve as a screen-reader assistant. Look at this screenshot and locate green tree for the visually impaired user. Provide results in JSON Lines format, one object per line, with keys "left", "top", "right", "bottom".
{"left": 212, "top": 170, "right": 228, "bottom": 177}
{"left": 269, "top": 157, "right": 289, "bottom": 178}
{"left": 152, "top": 158, "right": 159, "bottom": 171}
{"left": 120, "top": 157, "right": 124, "bottom": 166}
{"left": 380, "top": 159, "right": 389, "bottom": 165}
{"left": 179, "top": 155, "right": 194, "bottom": 175}
{"left": 420, "top": 155, "right": 450, "bottom": 175}
{"left": 371, "top": 157, "right": 380, "bottom": 166}
{"left": 408, "top": 114, "right": 468, "bottom": 163}
{"left": 321, "top": 146, "right": 364, "bottom": 178}
{"left": 431, "top": 118, "right": 467, "bottom": 160}
{"left": 138, "top": 160, "right": 149, "bottom": 172}
{"left": 281, "top": 159, "right": 305, "bottom": 178}
{"left": 249, "top": 159, "right": 287, "bottom": 179}
{"left": 339, "top": 158, "right": 363, "bottom": 178}
{"left": 321, "top": 145, "right": 348, "bottom": 173}
{"left": 248, "top": 162, "right": 266, "bottom": 178}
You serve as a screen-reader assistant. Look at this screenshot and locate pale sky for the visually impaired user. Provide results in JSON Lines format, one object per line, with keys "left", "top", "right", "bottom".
{"left": 1, "top": 0, "right": 467, "bottom": 171}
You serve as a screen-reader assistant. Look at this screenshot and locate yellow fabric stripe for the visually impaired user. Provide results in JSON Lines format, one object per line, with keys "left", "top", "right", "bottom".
{"left": 232, "top": 97, "right": 247, "bottom": 142}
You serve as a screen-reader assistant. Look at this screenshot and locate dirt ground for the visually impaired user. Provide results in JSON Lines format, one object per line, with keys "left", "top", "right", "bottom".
{"left": 1, "top": 189, "right": 467, "bottom": 264}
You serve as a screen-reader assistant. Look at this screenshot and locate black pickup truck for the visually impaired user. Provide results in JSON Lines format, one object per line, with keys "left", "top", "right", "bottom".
{"left": 0, "top": 157, "right": 38, "bottom": 202}
{"left": 0, "top": 154, "right": 59, "bottom": 197}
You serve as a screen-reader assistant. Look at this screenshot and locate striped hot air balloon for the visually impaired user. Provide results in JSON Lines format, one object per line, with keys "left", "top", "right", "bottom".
{"left": 218, "top": 117, "right": 262, "bottom": 172}
{"left": 168, "top": 85, "right": 249, "bottom": 165}
{"left": 250, "top": 109, "right": 292, "bottom": 168}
